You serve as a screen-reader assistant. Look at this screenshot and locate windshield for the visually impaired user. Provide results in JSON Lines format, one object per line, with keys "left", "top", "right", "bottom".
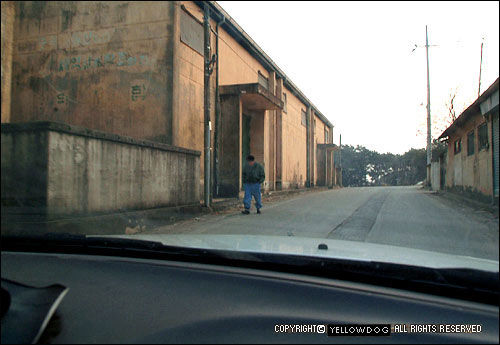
{"left": 1, "top": 1, "right": 499, "bottom": 277}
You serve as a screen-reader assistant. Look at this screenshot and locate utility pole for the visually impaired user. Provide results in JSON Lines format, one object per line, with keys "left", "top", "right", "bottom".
{"left": 425, "top": 25, "right": 432, "bottom": 185}
{"left": 478, "top": 38, "right": 484, "bottom": 97}
{"left": 339, "top": 134, "right": 342, "bottom": 187}
{"left": 203, "top": 4, "right": 212, "bottom": 207}
{"left": 411, "top": 27, "right": 436, "bottom": 185}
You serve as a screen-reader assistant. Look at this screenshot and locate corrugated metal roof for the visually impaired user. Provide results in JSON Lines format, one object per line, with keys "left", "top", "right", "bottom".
{"left": 439, "top": 78, "right": 499, "bottom": 139}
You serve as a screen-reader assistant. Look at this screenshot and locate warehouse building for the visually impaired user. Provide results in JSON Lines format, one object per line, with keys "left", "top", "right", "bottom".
{"left": 438, "top": 78, "right": 499, "bottom": 204}
{"left": 1, "top": 1, "right": 338, "bottom": 220}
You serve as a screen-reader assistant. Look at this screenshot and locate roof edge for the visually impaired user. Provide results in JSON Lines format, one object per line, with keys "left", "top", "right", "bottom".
{"left": 194, "top": 1, "right": 333, "bottom": 129}
{"left": 438, "top": 78, "right": 499, "bottom": 139}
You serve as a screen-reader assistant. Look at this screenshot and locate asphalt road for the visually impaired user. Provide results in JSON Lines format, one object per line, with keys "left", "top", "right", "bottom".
{"left": 152, "top": 186, "right": 499, "bottom": 260}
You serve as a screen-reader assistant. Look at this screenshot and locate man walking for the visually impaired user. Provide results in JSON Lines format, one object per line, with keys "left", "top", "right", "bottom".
{"left": 242, "top": 155, "right": 265, "bottom": 214}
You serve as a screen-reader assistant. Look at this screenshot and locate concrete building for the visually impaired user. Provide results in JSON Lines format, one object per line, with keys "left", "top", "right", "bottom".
{"left": 2, "top": 1, "right": 338, "bottom": 203}
{"left": 438, "top": 78, "right": 499, "bottom": 204}
{"left": 1, "top": 1, "right": 15, "bottom": 123}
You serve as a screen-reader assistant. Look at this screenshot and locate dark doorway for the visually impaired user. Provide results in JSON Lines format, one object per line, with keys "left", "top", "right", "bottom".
{"left": 242, "top": 114, "right": 251, "bottom": 163}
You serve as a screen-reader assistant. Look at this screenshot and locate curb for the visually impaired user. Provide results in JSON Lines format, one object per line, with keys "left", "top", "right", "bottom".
{"left": 435, "top": 190, "right": 499, "bottom": 216}
{"left": 211, "top": 186, "right": 334, "bottom": 212}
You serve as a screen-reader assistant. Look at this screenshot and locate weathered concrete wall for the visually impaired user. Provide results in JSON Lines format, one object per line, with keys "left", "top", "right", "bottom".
{"left": 1, "top": 1, "right": 15, "bottom": 123}
{"left": 176, "top": 3, "right": 218, "bottom": 191}
{"left": 1, "top": 128, "right": 48, "bottom": 213}
{"left": 11, "top": 1, "right": 177, "bottom": 144}
{"left": 1, "top": 122, "right": 200, "bottom": 219}
{"left": 314, "top": 113, "right": 328, "bottom": 185}
{"left": 282, "top": 86, "right": 308, "bottom": 188}
{"left": 9, "top": 0, "right": 333, "bottom": 197}
{"left": 445, "top": 111, "right": 493, "bottom": 200}
{"left": 430, "top": 161, "right": 440, "bottom": 191}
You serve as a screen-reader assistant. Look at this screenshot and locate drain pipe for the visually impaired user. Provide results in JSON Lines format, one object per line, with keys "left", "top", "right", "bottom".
{"left": 213, "top": 13, "right": 225, "bottom": 198}
{"left": 306, "top": 106, "right": 311, "bottom": 187}
{"left": 203, "top": 4, "right": 212, "bottom": 207}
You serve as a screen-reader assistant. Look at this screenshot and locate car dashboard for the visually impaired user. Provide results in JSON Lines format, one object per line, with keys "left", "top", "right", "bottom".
{"left": 1, "top": 250, "right": 498, "bottom": 344}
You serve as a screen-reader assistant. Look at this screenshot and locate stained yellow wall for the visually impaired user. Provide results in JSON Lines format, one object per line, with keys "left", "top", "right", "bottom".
{"left": 445, "top": 110, "right": 493, "bottom": 197}
{"left": 1, "top": 1, "right": 15, "bottom": 123}
{"left": 180, "top": 1, "right": 324, "bottom": 191}
{"left": 9, "top": 0, "right": 332, "bottom": 194}
{"left": 10, "top": 1, "right": 176, "bottom": 143}
{"left": 281, "top": 87, "right": 308, "bottom": 188}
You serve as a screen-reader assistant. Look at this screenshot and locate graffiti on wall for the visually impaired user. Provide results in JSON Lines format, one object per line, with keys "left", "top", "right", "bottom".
{"left": 56, "top": 92, "right": 69, "bottom": 105}
{"left": 70, "top": 30, "right": 113, "bottom": 48}
{"left": 131, "top": 84, "right": 147, "bottom": 102}
{"left": 58, "top": 52, "right": 150, "bottom": 72}
{"left": 16, "top": 28, "right": 119, "bottom": 53}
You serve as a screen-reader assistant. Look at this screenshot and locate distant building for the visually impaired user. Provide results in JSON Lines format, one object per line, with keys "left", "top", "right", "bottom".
{"left": 438, "top": 78, "right": 499, "bottom": 204}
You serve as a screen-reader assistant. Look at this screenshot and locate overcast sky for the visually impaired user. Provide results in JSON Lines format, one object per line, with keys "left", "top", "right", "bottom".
{"left": 217, "top": 1, "right": 499, "bottom": 154}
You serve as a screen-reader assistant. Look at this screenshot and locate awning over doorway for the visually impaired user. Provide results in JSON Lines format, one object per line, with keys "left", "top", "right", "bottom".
{"left": 317, "top": 143, "right": 340, "bottom": 152}
{"left": 220, "top": 83, "right": 283, "bottom": 111}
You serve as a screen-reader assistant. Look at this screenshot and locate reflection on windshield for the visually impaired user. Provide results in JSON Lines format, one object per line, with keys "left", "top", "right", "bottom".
{"left": 1, "top": 1, "right": 499, "bottom": 273}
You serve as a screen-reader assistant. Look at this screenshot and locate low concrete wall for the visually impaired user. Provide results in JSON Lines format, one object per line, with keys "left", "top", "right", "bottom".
{"left": 2, "top": 121, "right": 200, "bottom": 226}
{"left": 430, "top": 161, "right": 440, "bottom": 191}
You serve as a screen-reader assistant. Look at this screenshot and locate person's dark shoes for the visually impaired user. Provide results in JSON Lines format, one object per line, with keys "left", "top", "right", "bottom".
{"left": 257, "top": 209, "right": 261, "bottom": 214}
{"left": 241, "top": 209, "right": 250, "bottom": 215}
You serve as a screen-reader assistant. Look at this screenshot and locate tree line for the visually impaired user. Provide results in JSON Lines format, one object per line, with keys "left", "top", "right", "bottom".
{"left": 339, "top": 145, "right": 427, "bottom": 187}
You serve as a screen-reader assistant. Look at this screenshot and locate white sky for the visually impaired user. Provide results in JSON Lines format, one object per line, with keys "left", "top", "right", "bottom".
{"left": 217, "top": 1, "right": 500, "bottom": 154}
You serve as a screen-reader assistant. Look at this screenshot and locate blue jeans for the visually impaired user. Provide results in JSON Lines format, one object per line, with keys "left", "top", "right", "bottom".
{"left": 243, "top": 183, "right": 262, "bottom": 210}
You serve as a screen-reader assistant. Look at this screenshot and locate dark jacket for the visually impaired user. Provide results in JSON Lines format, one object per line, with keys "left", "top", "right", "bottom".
{"left": 242, "top": 162, "right": 265, "bottom": 184}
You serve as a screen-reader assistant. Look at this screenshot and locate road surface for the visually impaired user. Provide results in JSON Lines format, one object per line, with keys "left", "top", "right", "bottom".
{"left": 151, "top": 186, "right": 499, "bottom": 260}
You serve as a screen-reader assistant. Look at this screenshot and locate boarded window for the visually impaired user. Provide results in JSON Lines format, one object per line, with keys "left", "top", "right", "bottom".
{"left": 301, "top": 109, "right": 307, "bottom": 127}
{"left": 258, "top": 71, "right": 269, "bottom": 90}
{"left": 283, "top": 93, "right": 287, "bottom": 113}
{"left": 325, "top": 129, "right": 329, "bottom": 143}
{"left": 454, "top": 138, "right": 462, "bottom": 154}
{"left": 180, "top": 9, "right": 203, "bottom": 55}
{"left": 467, "top": 131, "right": 475, "bottom": 156}
{"left": 478, "top": 123, "right": 489, "bottom": 150}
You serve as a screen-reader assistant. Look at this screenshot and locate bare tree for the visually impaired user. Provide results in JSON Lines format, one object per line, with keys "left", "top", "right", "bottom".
{"left": 445, "top": 88, "right": 458, "bottom": 125}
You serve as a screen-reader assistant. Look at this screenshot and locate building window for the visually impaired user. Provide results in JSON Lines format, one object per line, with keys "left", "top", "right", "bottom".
{"left": 325, "top": 129, "right": 329, "bottom": 143}
{"left": 478, "top": 123, "right": 489, "bottom": 150}
{"left": 301, "top": 109, "right": 307, "bottom": 127}
{"left": 467, "top": 130, "right": 475, "bottom": 156}
{"left": 258, "top": 71, "right": 269, "bottom": 90}
{"left": 180, "top": 9, "right": 203, "bottom": 56}
{"left": 454, "top": 138, "right": 462, "bottom": 154}
{"left": 313, "top": 119, "right": 316, "bottom": 133}
{"left": 283, "top": 93, "right": 287, "bottom": 113}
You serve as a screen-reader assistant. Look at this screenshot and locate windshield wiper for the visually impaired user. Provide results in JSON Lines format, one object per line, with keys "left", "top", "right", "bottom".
{"left": 2, "top": 233, "right": 498, "bottom": 306}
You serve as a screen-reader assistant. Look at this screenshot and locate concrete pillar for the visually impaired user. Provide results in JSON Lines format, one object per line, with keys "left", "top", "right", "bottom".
{"left": 1, "top": 1, "right": 15, "bottom": 123}
{"left": 327, "top": 150, "right": 333, "bottom": 187}
{"left": 333, "top": 152, "right": 337, "bottom": 186}
{"left": 306, "top": 106, "right": 312, "bottom": 187}
{"left": 268, "top": 71, "right": 276, "bottom": 190}
{"left": 276, "top": 78, "right": 283, "bottom": 190}
{"left": 310, "top": 110, "right": 315, "bottom": 187}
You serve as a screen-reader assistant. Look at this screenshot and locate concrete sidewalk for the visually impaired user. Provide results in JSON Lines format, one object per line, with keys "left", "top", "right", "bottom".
{"left": 211, "top": 186, "right": 334, "bottom": 212}
{"left": 434, "top": 190, "right": 499, "bottom": 218}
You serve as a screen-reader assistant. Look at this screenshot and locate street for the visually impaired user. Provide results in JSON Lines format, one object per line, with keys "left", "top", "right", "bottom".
{"left": 150, "top": 186, "right": 499, "bottom": 261}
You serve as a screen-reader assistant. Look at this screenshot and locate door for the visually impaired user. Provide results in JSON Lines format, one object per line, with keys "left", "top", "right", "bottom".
{"left": 242, "top": 114, "right": 251, "bottom": 164}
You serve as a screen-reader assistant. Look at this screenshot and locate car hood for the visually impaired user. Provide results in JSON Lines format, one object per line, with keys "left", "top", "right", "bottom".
{"left": 94, "top": 234, "right": 499, "bottom": 273}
